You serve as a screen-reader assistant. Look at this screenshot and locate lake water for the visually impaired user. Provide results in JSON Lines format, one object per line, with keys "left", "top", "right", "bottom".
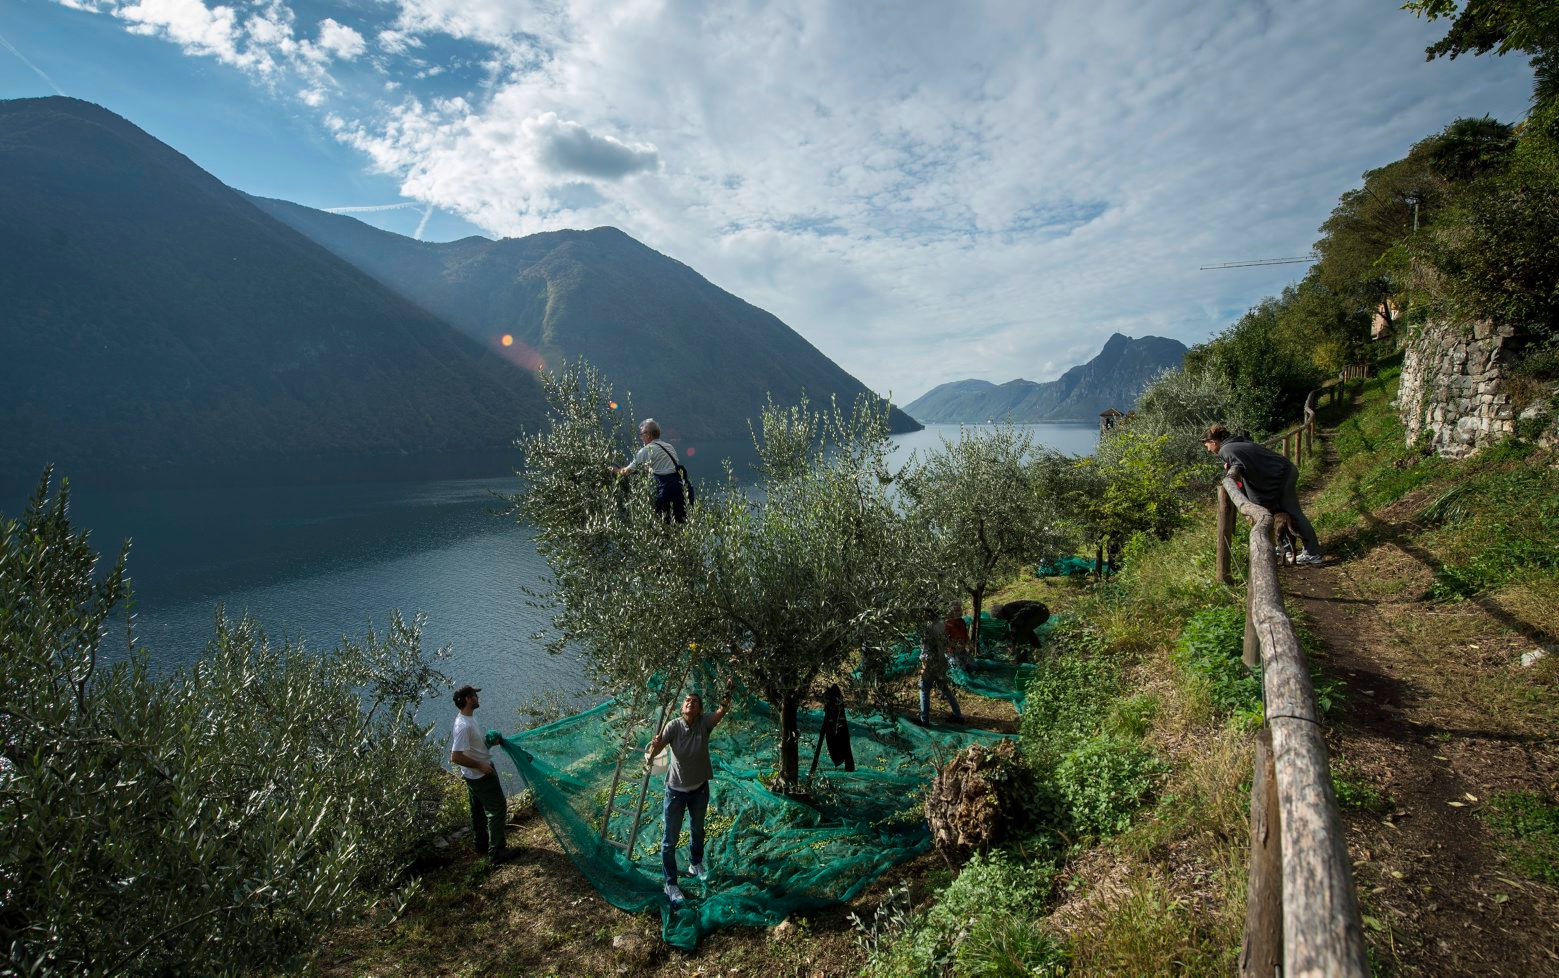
{"left": 16, "top": 422, "right": 1098, "bottom": 732}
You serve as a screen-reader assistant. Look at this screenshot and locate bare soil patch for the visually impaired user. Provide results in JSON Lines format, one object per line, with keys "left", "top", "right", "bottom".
{"left": 1284, "top": 550, "right": 1559, "bottom": 976}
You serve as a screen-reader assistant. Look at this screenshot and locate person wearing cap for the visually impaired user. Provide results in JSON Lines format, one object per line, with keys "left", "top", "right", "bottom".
{"left": 1203, "top": 423, "right": 1323, "bottom": 565}
{"left": 614, "top": 418, "right": 687, "bottom": 523}
{"left": 450, "top": 684, "right": 507, "bottom": 859}
{"left": 645, "top": 679, "right": 734, "bottom": 904}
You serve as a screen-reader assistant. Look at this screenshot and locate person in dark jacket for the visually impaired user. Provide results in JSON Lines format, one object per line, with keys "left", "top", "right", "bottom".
{"left": 992, "top": 600, "right": 1050, "bottom": 656}
{"left": 1203, "top": 423, "right": 1322, "bottom": 565}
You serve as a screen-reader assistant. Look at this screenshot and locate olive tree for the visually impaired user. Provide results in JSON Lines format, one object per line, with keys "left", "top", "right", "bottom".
{"left": 510, "top": 365, "right": 929, "bottom": 786}
{"left": 1064, "top": 430, "right": 1201, "bottom": 572}
{"left": 898, "top": 425, "right": 1073, "bottom": 648}
{"left": 1, "top": 471, "right": 452, "bottom": 978}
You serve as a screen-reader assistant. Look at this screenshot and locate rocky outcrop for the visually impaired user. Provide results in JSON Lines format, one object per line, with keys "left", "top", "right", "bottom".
{"left": 1399, "top": 319, "right": 1518, "bottom": 458}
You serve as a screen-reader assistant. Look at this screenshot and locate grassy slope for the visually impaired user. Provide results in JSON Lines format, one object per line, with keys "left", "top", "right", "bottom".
{"left": 313, "top": 370, "right": 1555, "bottom": 977}
{"left": 954, "top": 367, "right": 1558, "bottom": 976}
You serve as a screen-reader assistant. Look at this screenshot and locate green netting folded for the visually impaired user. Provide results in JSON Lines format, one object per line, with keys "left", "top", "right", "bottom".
{"left": 495, "top": 696, "right": 1009, "bottom": 949}
{"left": 1034, "top": 555, "right": 1106, "bottom": 577}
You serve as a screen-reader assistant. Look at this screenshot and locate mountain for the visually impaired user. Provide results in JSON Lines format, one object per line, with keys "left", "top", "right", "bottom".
{"left": 248, "top": 196, "right": 921, "bottom": 440}
{"left": 0, "top": 96, "right": 549, "bottom": 488}
{"left": 903, "top": 334, "right": 1187, "bottom": 423}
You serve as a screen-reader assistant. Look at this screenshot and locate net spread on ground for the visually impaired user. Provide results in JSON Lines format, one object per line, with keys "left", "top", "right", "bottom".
{"left": 495, "top": 614, "right": 1049, "bottom": 949}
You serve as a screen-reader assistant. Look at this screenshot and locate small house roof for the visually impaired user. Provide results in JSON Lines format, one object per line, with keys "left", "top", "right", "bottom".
{"left": 1099, "top": 407, "right": 1124, "bottom": 417}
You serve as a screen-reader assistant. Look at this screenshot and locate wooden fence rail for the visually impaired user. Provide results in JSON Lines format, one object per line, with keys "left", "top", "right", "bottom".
{"left": 1261, "top": 360, "right": 1369, "bottom": 466}
{"left": 1215, "top": 438, "right": 1369, "bottom": 976}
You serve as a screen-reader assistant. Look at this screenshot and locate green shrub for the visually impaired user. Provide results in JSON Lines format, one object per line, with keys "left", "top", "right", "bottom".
{"left": 1054, "top": 736, "right": 1168, "bottom": 837}
{"left": 1482, "top": 791, "right": 1559, "bottom": 886}
{"left": 1105, "top": 693, "right": 1160, "bottom": 740}
{"left": 0, "top": 473, "right": 453, "bottom": 977}
{"left": 1174, "top": 607, "right": 1262, "bottom": 717}
{"left": 954, "top": 914, "right": 1068, "bottom": 977}
{"left": 1019, "top": 625, "right": 1118, "bottom": 767}
{"left": 859, "top": 849, "right": 1060, "bottom": 977}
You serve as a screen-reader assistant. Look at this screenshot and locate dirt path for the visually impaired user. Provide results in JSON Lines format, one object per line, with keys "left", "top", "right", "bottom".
{"left": 1279, "top": 434, "right": 1559, "bottom": 976}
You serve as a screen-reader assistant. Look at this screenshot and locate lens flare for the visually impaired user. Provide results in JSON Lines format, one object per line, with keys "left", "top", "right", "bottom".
{"left": 501, "top": 334, "right": 514, "bottom": 347}
{"left": 609, "top": 400, "right": 619, "bottom": 410}
{"left": 684, "top": 446, "right": 696, "bottom": 457}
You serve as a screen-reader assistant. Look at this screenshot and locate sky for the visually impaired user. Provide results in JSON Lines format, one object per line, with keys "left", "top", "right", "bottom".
{"left": 0, "top": 0, "right": 1539, "bottom": 403}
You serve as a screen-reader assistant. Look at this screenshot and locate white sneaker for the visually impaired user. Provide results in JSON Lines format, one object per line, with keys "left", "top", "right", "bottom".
{"left": 1295, "top": 551, "right": 1324, "bottom": 566}
{"left": 664, "top": 882, "right": 685, "bottom": 904}
{"left": 689, "top": 862, "right": 708, "bottom": 881}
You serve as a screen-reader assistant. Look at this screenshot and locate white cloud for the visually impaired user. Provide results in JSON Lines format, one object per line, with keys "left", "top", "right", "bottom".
{"left": 114, "top": 0, "right": 250, "bottom": 69}
{"left": 316, "top": 18, "right": 365, "bottom": 61}
{"left": 58, "top": 0, "right": 1539, "bottom": 401}
{"left": 376, "top": 29, "right": 420, "bottom": 55}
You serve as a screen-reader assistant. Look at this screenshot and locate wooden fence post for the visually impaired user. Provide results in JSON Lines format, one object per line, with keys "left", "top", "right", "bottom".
{"left": 1240, "top": 725, "right": 1283, "bottom": 978}
{"left": 1217, "top": 485, "right": 1233, "bottom": 585}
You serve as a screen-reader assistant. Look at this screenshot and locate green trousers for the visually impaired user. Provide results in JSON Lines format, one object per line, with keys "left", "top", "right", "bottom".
{"left": 464, "top": 772, "right": 507, "bottom": 855}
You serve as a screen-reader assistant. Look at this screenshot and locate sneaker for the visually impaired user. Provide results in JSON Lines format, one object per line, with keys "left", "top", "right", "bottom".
{"left": 1295, "top": 551, "right": 1324, "bottom": 566}
{"left": 664, "top": 883, "right": 685, "bottom": 904}
{"left": 689, "top": 862, "right": 708, "bottom": 881}
{"left": 909, "top": 716, "right": 930, "bottom": 727}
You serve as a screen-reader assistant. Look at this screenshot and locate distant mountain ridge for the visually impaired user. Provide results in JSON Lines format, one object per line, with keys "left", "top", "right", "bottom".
{"left": 0, "top": 96, "right": 546, "bottom": 488}
{"left": 0, "top": 96, "right": 915, "bottom": 489}
{"left": 248, "top": 196, "right": 921, "bottom": 440}
{"left": 903, "top": 334, "right": 1187, "bottom": 423}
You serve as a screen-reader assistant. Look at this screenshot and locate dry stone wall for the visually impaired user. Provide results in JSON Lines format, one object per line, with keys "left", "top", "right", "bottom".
{"left": 1398, "top": 319, "right": 1517, "bottom": 458}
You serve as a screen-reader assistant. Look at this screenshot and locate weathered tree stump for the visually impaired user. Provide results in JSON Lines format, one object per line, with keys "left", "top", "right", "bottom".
{"left": 924, "top": 740, "right": 1038, "bottom": 858}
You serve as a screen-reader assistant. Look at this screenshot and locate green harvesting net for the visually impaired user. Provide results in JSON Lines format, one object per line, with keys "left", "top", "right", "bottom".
{"left": 494, "top": 680, "right": 1018, "bottom": 949}
{"left": 875, "top": 617, "right": 1053, "bottom": 712}
{"left": 1034, "top": 555, "right": 1107, "bottom": 577}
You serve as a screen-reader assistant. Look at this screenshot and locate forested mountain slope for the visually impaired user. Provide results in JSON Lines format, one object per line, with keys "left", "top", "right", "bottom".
{"left": 251, "top": 196, "right": 921, "bottom": 440}
{"left": 0, "top": 97, "right": 547, "bottom": 487}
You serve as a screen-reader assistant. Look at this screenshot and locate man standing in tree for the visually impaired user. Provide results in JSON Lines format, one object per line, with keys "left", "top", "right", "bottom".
{"left": 449, "top": 684, "right": 508, "bottom": 860}
{"left": 615, "top": 418, "right": 688, "bottom": 523}
{"left": 1204, "top": 423, "right": 1323, "bottom": 565}
{"left": 646, "top": 680, "right": 734, "bottom": 904}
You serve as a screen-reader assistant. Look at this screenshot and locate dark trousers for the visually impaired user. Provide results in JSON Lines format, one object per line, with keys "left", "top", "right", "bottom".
{"left": 465, "top": 772, "right": 507, "bottom": 855}
{"left": 661, "top": 782, "right": 709, "bottom": 883}
{"left": 1258, "top": 468, "right": 1321, "bottom": 555}
{"left": 654, "top": 473, "right": 687, "bottom": 523}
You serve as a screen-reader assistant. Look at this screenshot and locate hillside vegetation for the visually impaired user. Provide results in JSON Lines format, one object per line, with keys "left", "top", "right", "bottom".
{"left": 0, "top": 98, "right": 547, "bottom": 489}
{"left": 4, "top": 4, "right": 1557, "bottom": 976}
{"left": 252, "top": 195, "right": 921, "bottom": 441}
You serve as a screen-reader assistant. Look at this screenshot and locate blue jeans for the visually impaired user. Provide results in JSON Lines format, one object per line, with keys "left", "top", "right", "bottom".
{"left": 919, "top": 673, "right": 961, "bottom": 723}
{"left": 661, "top": 782, "right": 709, "bottom": 883}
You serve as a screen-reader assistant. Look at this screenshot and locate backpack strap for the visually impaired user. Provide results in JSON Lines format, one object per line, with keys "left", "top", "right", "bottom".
{"left": 652, "top": 441, "right": 681, "bottom": 472}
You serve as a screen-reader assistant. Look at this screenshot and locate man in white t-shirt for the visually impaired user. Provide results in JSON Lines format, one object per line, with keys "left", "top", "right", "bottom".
{"left": 614, "top": 418, "right": 687, "bottom": 523}
{"left": 449, "top": 684, "right": 507, "bottom": 859}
